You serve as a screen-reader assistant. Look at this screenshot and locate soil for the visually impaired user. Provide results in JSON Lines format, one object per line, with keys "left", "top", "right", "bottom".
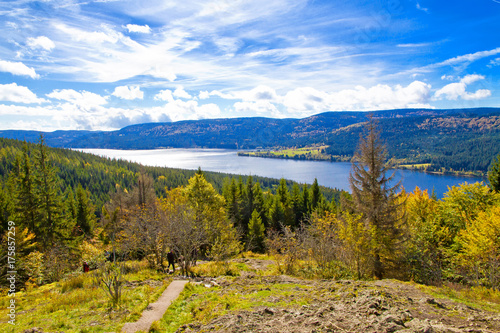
{"left": 177, "top": 274, "right": 500, "bottom": 333}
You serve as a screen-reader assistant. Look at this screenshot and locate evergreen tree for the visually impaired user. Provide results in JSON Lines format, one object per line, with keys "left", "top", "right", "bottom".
{"left": 14, "top": 145, "right": 39, "bottom": 235}
{"left": 244, "top": 175, "right": 255, "bottom": 225}
{"left": 488, "top": 153, "right": 500, "bottom": 192}
{"left": 291, "top": 183, "right": 303, "bottom": 226}
{"left": 302, "top": 183, "right": 311, "bottom": 215}
{"left": 224, "top": 178, "right": 243, "bottom": 231}
{"left": 33, "top": 136, "right": 67, "bottom": 248}
{"left": 252, "top": 182, "right": 268, "bottom": 227}
{"left": 75, "top": 184, "right": 96, "bottom": 237}
{"left": 276, "top": 178, "right": 294, "bottom": 226}
{"left": 247, "top": 209, "right": 265, "bottom": 252}
{"left": 237, "top": 176, "right": 247, "bottom": 232}
{"left": 347, "top": 118, "right": 405, "bottom": 279}
{"left": 269, "top": 196, "right": 285, "bottom": 230}
{"left": 310, "top": 178, "right": 322, "bottom": 211}
{"left": 0, "top": 185, "right": 12, "bottom": 233}
{"left": 65, "top": 187, "right": 77, "bottom": 224}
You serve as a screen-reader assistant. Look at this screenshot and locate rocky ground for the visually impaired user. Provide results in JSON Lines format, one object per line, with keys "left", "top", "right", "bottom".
{"left": 179, "top": 273, "right": 500, "bottom": 333}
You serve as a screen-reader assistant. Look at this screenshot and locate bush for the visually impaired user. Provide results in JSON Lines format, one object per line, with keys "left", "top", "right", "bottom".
{"left": 61, "top": 274, "right": 87, "bottom": 293}
{"left": 191, "top": 261, "right": 240, "bottom": 277}
{"left": 93, "top": 262, "right": 124, "bottom": 307}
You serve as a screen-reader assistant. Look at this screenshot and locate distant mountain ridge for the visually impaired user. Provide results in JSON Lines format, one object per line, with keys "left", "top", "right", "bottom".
{"left": 0, "top": 108, "right": 497, "bottom": 149}
{"left": 1, "top": 108, "right": 499, "bottom": 173}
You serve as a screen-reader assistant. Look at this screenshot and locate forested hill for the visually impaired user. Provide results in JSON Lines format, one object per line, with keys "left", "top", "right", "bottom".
{"left": 0, "top": 138, "right": 341, "bottom": 215}
{"left": 0, "top": 108, "right": 496, "bottom": 149}
{"left": 0, "top": 107, "right": 499, "bottom": 173}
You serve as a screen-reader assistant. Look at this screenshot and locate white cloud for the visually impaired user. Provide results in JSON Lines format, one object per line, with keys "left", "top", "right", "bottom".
{"left": 403, "top": 47, "right": 500, "bottom": 76}
{"left": 460, "top": 74, "right": 484, "bottom": 85}
{"left": 199, "top": 85, "right": 279, "bottom": 102}
{"left": 241, "top": 85, "right": 279, "bottom": 102}
{"left": 56, "top": 23, "right": 122, "bottom": 44}
{"left": 173, "top": 87, "right": 192, "bottom": 99}
{"left": 154, "top": 89, "right": 174, "bottom": 102}
{"left": 489, "top": 58, "right": 500, "bottom": 67}
{"left": 439, "top": 48, "right": 500, "bottom": 67}
{"left": 234, "top": 100, "right": 283, "bottom": 118}
{"left": 46, "top": 89, "right": 108, "bottom": 107}
{"left": 126, "top": 24, "right": 151, "bottom": 34}
{"left": 282, "top": 81, "right": 432, "bottom": 115}
{"left": 112, "top": 86, "right": 144, "bottom": 100}
{"left": 0, "top": 83, "right": 46, "bottom": 104}
{"left": 434, "top": 75, "right": 491, "bottom": 101}
{"left": 27, "top": 36, "right": 55, "bottom": 51}
{"left": 199, "top": 91, "right": 210, "bottom": 99}
{"left": 200, "top": 82, "right": 433, "bottom": 117}
{"left": 151, "top": 100, "right": 221, "bottom": 122}
{"left": 441, "top": 75, "right": 456, "bottom": 81}
{"left": 0, "top": 60, "right": 39, "bottom": 79}
{"left": 214, "top": 37, "right": 242, "bottom": 56}
{"left": 416, "top": 3, "right": 429, "bottom": 12}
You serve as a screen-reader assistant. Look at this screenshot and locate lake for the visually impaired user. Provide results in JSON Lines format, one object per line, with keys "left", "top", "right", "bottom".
{"left": 80, "top": 148, "right": 485, "bottom": 198}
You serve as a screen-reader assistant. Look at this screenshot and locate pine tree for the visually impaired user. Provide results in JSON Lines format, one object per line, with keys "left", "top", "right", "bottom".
{"left": 14, "top": 145, "right": 39, "bottom": 235}
{"left": 276, "top": 178, "right": 294, "bottom": 226}
{"left": 248, "top": 209, "right": 265, "bottom": 252}
{"left": 244, "top": 175, "right": 255, "bottom": 225}
{"left": 33, "top": 136, "right": 67, "bottom": 248}
{"left": 0, "top": 185, "right": 12, "bottom": 233}
{"left": 291, "top": 183, "right": 304, "bottom": 226}
{"left": 252, "top": 182, "right": 268, "bottom": 227}
{"left": 65, "top": 187, "right": 77, "bottom": 224}
{"left": 302, "top": 183, "right": 310, "bottom": 215}
{"left": 310, "top": 178, "right": 322, "bottom": 211}
{"left": 276, "top": 178, "right": 290, "bottom": 207}
{"left": 269, "top": 196, "right": 285, "bottom": 230}
{"left": 224, "top": 178, "right": 243, "bottom": 231}
{"left": 75, "top": 184, "right": 96, "bottom": 237}
{"left": 347, "top": 117, "right": 405, "bottom": 279}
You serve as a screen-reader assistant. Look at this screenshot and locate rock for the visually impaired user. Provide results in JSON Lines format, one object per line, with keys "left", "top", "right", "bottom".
{"left": 23, "top": 329, "right": 44, "bottom": 333}
{"left": 420, "top": 298, "right": 446, "bottom": 309}
{"left": 405, "top": 318, "right": 434, "bottom": 333}
{"left": 263, "top": 307, "right": 276, "bottom": 315}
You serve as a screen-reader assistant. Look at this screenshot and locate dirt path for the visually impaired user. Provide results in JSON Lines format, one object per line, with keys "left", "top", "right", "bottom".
{"left": 121, "top": 280, "right": 189, "bottom": 333}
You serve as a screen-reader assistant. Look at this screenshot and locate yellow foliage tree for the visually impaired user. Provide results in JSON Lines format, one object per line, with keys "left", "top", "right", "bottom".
{"left": 404, "top": 187, "right": 448, "bottom": 284}
{"left": 334, "top": 212, "right": 373, "bottom": 279}
{"left": 456, "top": 206, "right": 500, "bottom": 288}
{"left": 184, "top": 173, "right": 242, "bottom": 262}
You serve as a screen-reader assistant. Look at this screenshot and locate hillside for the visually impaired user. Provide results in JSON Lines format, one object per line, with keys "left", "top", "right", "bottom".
{"left": 5, "top": 258, "right": 500, "bottom": 332}
{"left": 0, "top": 138, "right": 341, "bottom": 215}
{"left": 1, "top": 108, "right": 499, "bottom": 174}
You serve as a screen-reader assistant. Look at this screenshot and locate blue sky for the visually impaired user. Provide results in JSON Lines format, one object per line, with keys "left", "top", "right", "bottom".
{"left": 0, "top": 0, "right": 499, "bottom": 131}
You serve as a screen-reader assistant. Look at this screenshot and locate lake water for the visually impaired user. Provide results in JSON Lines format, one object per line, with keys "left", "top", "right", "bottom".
{"left": 81, "top": 148, "right": 485, "bottom": 198}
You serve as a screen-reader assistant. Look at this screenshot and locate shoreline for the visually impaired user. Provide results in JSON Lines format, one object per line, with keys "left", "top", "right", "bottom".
{"left": 237, "top": 151, "right": 486, "bottom": 179}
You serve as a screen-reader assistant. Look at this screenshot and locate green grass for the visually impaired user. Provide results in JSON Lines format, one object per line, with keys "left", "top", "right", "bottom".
{"left": 417, "top": 282, "right": 500, "bottom": 313}
{"left": 158, "top": 279, "right": 313, "bottom": 332}
{"left": 0, "top": 261, "right": 171, "bottom": 333}
{"left": 240, "top": 145, "right": 339, "bottom": 161}
{"left": 191, "top": 262, "right": 242, "bottom": 277}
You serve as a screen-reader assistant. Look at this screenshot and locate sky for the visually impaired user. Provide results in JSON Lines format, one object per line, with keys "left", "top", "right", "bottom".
{"left": 0, "top": 0, "right": 499, "bottom": 131}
